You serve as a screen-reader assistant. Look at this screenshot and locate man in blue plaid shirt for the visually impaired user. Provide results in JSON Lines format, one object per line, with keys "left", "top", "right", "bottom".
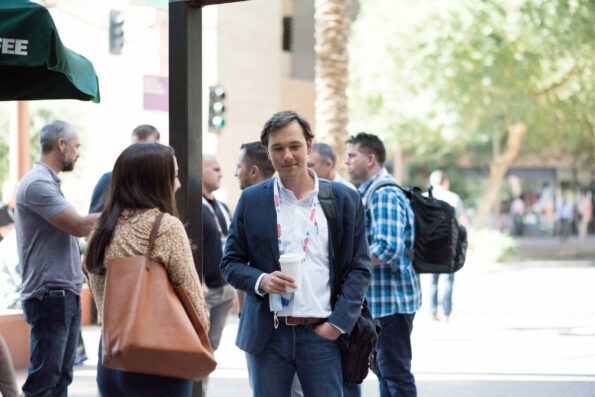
{"left": 346, "top": 133, "right": 421, "bottom": 397}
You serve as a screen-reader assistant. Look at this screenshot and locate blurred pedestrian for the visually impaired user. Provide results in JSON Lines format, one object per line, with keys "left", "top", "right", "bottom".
{"left": 234, "top": 141, "right": 275, "bottom": 191}
{"left": 308, "top": 143, "right": 355, "bottom": 189}
{"left": 84, "top": 143, "right": 209, "bottom": 396}
{"left": 346, "top": 133, "right": 420, "bottom": 397}
{"left": 0, "top": 203, "right": 14, "bottom": 241}
{"left": 221, "top": 111, "right": 371, "bottom": 397}
{"left": 15, "top": 121, "right": 99, "bottom": 396}
{"left": 89, "top": 124, "right": 160, "bottom": 213}
{"left": 428, "top": 170, "right": 470, "bottom": 323}
{"left": 234, "top": 141, "right": 275, "bottom": 391}
{"left": 577, "top": 190, "right": 592, "bottom": 245}
{"left": 0, "top": 334, "right": 19, "bottom": 397}
{"left": 510, "top": 195, "right": 525, "bottom": 236}
{"left": 309, "top": 142, "right": 360, "bottom": 397}
{"left": 198, "top": 154, "right": 235, "bottom": 396}
{"left": 555, "top": 195, "right": 574, "bottom": 239}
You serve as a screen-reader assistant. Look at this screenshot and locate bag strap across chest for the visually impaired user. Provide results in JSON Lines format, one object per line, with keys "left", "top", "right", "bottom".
{"left": 317, "top": 180, "right": 342, "bottom": 307}
{"left": 144, "top": 213, "right": 165, "bottom": 269}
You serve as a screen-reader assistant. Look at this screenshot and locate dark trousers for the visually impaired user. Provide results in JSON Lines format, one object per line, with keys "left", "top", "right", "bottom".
{"left": 22, "top": 291, "right": 81, "bottom": 397}
{"left": 342, "top": 383, "right": 362, "bottom": 397}
{"left": 97, "top": 339, "right": 192, "bottom": 397}
{"left": 249, "top": 322, "right": 343, "bottom": 397}
{"left": 375, "top": 313, "right": 416, "bottom": 397}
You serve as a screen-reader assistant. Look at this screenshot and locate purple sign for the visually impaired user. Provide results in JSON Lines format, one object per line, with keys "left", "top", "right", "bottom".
{"left": 143, "top": 75, "right": 168, "bottom": 112}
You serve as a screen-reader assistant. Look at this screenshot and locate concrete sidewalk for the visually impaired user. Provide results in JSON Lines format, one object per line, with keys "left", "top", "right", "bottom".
{"left": 16, "top": 257, "right": 595, "bottom": 396}
{"left": 515, "top": 234, "right": 595, "bottom": 260}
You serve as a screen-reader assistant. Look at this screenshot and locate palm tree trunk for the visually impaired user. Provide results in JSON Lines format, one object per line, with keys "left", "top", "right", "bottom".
{"left": 314, "top": 0, "right": 350, "bottom": 162}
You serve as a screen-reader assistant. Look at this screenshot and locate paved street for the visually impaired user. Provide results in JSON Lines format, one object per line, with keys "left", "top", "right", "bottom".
{"left": 16, "top": 257, "right": 595, "bottom": 396}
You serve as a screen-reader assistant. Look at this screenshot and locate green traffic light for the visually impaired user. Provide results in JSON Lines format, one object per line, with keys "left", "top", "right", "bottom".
{"left": 211, "top": 116, "right": 225, "bottom": 129}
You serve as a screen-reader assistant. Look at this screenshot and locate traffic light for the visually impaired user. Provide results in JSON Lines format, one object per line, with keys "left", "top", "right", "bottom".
{"left": 109, "top": 10, "right": 124, "bottom": 55}
{"left": 209, "top": 85, "right": 226, "bottom": 130}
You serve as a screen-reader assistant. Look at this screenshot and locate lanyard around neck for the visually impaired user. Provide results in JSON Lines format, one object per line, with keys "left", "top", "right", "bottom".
{"left": 202, "top": 196, "right": 230, "bottom": 236}
{"left": 273, "top": 177, "right": 318, "bottom": 257}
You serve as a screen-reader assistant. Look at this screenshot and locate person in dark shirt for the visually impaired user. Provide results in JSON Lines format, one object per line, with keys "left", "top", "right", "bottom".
{"left": 233, "top": 141, "right": 275, "bottom": 392}
{"left": 88, "top": 125, "right": 160, "bottom": 213}
{"left": 197, "top": 154, "right": 235, "bottom": 396}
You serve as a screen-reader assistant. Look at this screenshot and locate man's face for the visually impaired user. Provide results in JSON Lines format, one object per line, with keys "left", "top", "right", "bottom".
{"left": 307, "top": 150, "right": 333, "bottom": 180}
{"left": 202, "top": 156, "right": 223, "bottom": 194}
{"left": 60, "top": 132, "right": 80, "bottom": 172}
{"left": 234, "top": 149, "right": 251, "bottom": 190}
{"left": 345, "top": 143, "right": 369, "bottom": 184}
{"left": 267, "top": 120, "right": 312, "bottom": 180}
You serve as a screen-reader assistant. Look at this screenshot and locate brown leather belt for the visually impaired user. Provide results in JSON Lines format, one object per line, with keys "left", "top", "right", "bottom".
{"left": 278, "top": 316, "right": 327, "bottom": 326}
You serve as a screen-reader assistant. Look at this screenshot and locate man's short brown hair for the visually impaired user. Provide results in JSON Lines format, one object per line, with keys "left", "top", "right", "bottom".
{"left": 260, "top": 110, "right": 314, "bottom": 148}
{"left": 346, "top": 132, "right": 386, "bottom": 166}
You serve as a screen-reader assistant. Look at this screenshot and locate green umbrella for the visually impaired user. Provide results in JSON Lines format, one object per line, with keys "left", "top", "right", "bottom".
{"left": 0, "top": 0, "right": 100, "bottom": 103}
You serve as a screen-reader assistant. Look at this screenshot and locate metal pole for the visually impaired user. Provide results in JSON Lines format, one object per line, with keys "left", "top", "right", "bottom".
{"left": 169, "top": 0, "right": 203, "bottom": 273}
{"left": 168, "top": 5, "right": 204, "bottom": 394}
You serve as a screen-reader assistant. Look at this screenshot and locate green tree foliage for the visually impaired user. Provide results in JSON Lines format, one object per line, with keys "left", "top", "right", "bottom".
{"left": 349, "top": 0, "right": 595, "bottom": 177}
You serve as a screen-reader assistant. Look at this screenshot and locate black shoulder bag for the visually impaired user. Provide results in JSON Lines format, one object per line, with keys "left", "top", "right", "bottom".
{"left": 318, "top": 180, "right": 380, "bottom": 385}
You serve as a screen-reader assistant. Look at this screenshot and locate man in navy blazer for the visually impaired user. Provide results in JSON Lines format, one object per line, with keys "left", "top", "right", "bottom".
{"left": 220, "top": 111, "right": 371, "bottom": 397}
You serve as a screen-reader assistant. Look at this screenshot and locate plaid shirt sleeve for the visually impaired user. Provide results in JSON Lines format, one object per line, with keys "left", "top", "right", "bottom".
{"left": 367, "top": 186, "right": 411, "bottom": 272}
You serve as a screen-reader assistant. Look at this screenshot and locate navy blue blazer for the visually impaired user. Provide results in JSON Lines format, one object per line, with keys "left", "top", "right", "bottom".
{"left": 220, "top": 178, "right": 371, "bottom": 354}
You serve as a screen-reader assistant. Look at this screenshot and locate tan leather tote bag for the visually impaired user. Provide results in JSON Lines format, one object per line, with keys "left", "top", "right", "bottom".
{"left": 102, "top": 213, "right": 217, "bottom": 380}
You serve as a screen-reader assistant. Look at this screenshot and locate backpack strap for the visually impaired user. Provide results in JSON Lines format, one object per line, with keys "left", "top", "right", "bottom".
{"left": 364, "top": 180, "right": 415, "bottom": 263}
{"left": 317, "top": 180, "right": 342, "bottom": 307}
{"left": 363, "top": 180, "right": 401, "bottom": 207}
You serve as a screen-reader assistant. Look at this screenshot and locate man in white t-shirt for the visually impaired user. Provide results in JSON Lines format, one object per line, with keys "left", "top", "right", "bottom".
{"left": 428, "top": 170, "right": 469, "bottom": 323}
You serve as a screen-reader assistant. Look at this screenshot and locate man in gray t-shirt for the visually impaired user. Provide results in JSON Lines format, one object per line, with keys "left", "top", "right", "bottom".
{"left": 15, "top": 120, "right": 99, "bottom": 397}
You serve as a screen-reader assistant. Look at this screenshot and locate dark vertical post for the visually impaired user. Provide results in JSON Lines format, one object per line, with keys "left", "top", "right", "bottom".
{"left": 169, "top": 0, "right": 202, "bottom": 273}
{"left": 169, "top": 2, "right": 203, "bottom": 395}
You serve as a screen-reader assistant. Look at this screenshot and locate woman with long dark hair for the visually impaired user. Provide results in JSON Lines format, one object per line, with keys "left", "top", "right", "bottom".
{"left": 84, "top": 143, "right": 209, "bottom": 396}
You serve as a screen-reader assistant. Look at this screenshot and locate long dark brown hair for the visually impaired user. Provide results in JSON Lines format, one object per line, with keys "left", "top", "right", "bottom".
{"left": 86, "top": 143, "right": 178, "bottom": 275}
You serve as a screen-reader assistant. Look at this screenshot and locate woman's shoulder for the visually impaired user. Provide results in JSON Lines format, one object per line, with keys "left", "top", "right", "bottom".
{"left": 157, "top": 212, "right": 186, "bottom": 237}
{"left": 118, "top": 209, "right": 182, "bottom": 237}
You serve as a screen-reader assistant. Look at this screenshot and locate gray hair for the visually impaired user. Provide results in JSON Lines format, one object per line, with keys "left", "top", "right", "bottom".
{"left": 39, "top": 120, "right": 75, "bottom": 154}
{"left": 312, "top": 143, "right": 337, "bottom": 168}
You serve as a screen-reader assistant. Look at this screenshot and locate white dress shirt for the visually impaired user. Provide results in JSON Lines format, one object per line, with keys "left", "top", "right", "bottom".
{"left": 272, "top": 170, "right": 332, "bottom": 318}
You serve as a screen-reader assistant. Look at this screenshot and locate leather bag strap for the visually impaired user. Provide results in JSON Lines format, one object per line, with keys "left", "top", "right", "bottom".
{"left": 145, "top": 213, "right": 165, "bottom": 268}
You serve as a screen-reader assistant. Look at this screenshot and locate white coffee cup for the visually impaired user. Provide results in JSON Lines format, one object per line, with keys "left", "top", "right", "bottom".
{"left": 279, "top": 253, "right": 302, "bottom": 292}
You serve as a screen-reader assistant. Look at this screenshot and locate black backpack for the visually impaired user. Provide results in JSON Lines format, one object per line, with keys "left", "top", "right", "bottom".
{"left": 318, "top": 180, "right": 380, "bottom": 385}
{"left": 365, "top": 181, "right": 467, "bottom": 274}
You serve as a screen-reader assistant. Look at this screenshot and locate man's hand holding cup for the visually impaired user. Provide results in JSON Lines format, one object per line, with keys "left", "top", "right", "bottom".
{"left": 259, "top": 271, "right": 297, "bottom": 294}
{"left": 259, "top": 253, "right": 303, "bottom": 294}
